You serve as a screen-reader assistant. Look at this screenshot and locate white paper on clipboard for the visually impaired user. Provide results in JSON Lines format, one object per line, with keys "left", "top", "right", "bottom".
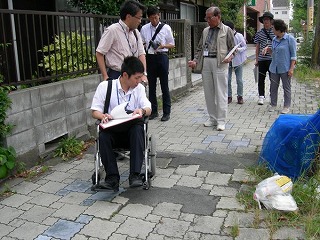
{"left": 222, "top": 43, "right": 241, "bottom": 62}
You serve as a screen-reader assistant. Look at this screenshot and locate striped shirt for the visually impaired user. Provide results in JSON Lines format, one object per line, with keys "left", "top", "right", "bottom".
{"left": 254, "top": 28, "right": 275, "bottom": 61}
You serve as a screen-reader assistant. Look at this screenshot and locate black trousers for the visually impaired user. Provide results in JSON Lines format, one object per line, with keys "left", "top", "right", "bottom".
{"left": 99, "top": 120, "right": 144, "bottom": 178}
{"left": 146, "top": 54, "right": 171, "bottom": 115}
{"left": 258, "top": 60, "right": 272, "bottom": 97}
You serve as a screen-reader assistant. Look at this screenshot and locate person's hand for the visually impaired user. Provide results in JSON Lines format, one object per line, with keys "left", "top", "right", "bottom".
{"left": 223, "top": 56, "right": 232, "bottom": 63}
{"left": 101, "top": 113, "right": 112, "bottom": 123}
{"left": 288, "top": 68, "right": 294, "bottom": 77}
{"left": 188, "top": 60, "right": 197, "bottom": 69}
{"left": 262, "top": 46, "right": 269, "bottom": 55}
{"left": 254, "top": 61, "right": 259, "bottom": 66}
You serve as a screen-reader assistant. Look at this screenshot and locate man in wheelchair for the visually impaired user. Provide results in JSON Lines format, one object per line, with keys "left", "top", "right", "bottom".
{"left": 91, "top": 56, "right": 151, "bottom": 191}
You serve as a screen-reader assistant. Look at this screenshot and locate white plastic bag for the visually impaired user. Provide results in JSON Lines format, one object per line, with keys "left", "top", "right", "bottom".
{"left": 253, "top": 174, "right": 298, "bottom": 211}
{"left": 253, "top": 65, "right": 259, "bottom": 83}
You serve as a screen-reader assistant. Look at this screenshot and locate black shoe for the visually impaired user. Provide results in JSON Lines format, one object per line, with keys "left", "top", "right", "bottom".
{"left": 129, "top": 173, "right": 143, "bottom": 188}
{"left": 228, "top": 97, "right": 232, "bottom": 104}
{"left": 149, "top": 112, "right": 159, "bottom": 120}
{"left": 161, "top": 114, "right": 170, "bottom": 121}
{"left": 100, "top": 175, "right": 119, "bottom": 192}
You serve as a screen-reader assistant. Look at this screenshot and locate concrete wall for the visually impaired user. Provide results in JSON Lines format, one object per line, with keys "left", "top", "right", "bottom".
{"left": 4, "top": 56, "right": 191, "bottom": 164}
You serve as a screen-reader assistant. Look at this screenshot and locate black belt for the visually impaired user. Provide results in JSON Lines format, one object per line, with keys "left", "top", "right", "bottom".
{"left": 205, "top": 54, "right": 217, "bottom": 58}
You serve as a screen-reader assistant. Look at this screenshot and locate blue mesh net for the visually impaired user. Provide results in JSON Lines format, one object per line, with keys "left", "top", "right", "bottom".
{"left": 259, "top": 109, "right": 320, "bottom": 180}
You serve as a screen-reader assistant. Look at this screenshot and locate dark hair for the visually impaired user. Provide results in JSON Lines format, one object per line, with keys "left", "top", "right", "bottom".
{"left": 224, "top": 21, "right": 234, "bottom": 30}
{"left": 120, "top": 0, "right": 145, "bottom": 20}
{"left": 273, "top": 19, "right": 287, "bottom": 33}
{"left": 121, "top": 56, "right": 144, "bottom": 77}
{"left": 147, "top": 6, "right": 159, "bottom": 17}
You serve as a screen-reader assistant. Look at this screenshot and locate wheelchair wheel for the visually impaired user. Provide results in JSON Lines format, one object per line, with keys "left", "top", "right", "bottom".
{"left": 149, "top": 134, "right": 156, "bottom": 176}
{"left": 91, "top": 172, "right": 101, "bottom": 185}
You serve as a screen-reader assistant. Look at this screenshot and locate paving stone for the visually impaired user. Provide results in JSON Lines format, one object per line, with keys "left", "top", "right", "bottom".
{"left": 183, "top": 231, "right": 202, "bottom": 239}
{"left": 196, "top": 170, "right": 208, "bottom": 178}
{"left": 272, "top": 226, "right": 305, "bottom": 240}
{"left": 117, "top": 203, "right": 153, "bottom": 219}
{"left": 88, "top": 188, "right": 125, "bottom": 202}
{"left": 43, "top": 219, "right": 84, "bottom": 239}
{"left": 12, "top": 181, "right": 40, "bottom": 194}
{"left": 42, "top": 216, "right": 59, "bottom": 226}
{"left": 28, "top": 192, "right": 62, "bottom": 207}
{"left": 146, "top": 233, "right": 165, "bottom": 240}
{"left": 152, "top": 202, "right": 182, "bottom": 219}
{"left": 176, "top": 176, "right": 203, "bottom": 188}
{"left": 154, "top": 217, "right": 190, "bottom": 238}
{"left": 200, "top": 235, "right": 233, "bottom": 240}
{"left": 205, "top": 172, "right": 232, "bottom": 186}
{"left": 0, "top": 193, "right": 32, "bottom": 208}
{"left": 110, "top": 214, "right": 127, "bottom": 224}
{"left": 19, "top": 205, "right": 56, "bottom": 223}
{"left": 43, "top": 171, "right": 73, "bottom": 182}
{"left": 108, "top": 233, "right": 128, "bottom": 240}
{"left": 18, "top": 202, "right": 34, "bottom": 211}
{"left": 116, "top": 217, "right": 156, "bottom": 238}
{"left": 63, "top": 180, "right": 92, "bottom": 193}
{"left": 231, "top": 169, "right": 255, "bottom": 183}
{"left": 76, "top": 214, "right": 93, "bottom": 224}
{"left": 7, "top": 218, "right": 27, "bottom": 228}
{"left": 224, "top": 211, "right": 256, "bottom": 228}
{"left": 156, "top": 168, "right": 175, "bottom": 177}
{"left": 58, "top": 191, "right": 91, "bottom": 205}
{"left": 235, "top": 228, "right": 270, "bottom": 240}
{"left": 0, "top": 206, "right": 24, "bottom": 224}
{"left": 189, "top": 216, "right": 224, "bottom": 235}
{"left": 37, "top": 181, "right": 68, "bottom": 194}
{"left": 180, "top": 212, "right": 195, "bottom": 222}
{"left": 0, "top": 223, "right": 15, "bottom": 238}
{"left": 79, "top": 218, "right": 120, "bottom": 238}
{"left": 216, "top": 197, "right": 245, "bottom": 211}
{"left": 152, "top": 177, "right": 178, "bottom": 188}
{"left": 9, "top": 221, "right": 48, "bottom": 239}
{"left": 51, "top": 203, "right": 88, "bottom": 220}
{"left": 145, "top": 214, "right": 162, "bottom": 223}
{"left": 174, "top": 165, "right": 199, "bottom": 176}
{"left": 111, "top": 196, "right": 129, "bottom": 205}
{"left": 209, "top": 186, "right": 238, "bottom": 197}
{"left": 83, "top": 201, "right": 122, "bottom": 220}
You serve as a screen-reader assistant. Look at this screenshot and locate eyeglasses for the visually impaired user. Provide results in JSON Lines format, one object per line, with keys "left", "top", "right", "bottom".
{"left": 204, "top": 16, "right": 215, "bottom": 21}
{"left": 133, "top": 15, "right": 143, "bottom": 21}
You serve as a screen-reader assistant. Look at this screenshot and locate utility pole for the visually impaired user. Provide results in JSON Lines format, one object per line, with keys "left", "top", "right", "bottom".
{"left": 307, "top": 0, "right": 314, "bottom": 40}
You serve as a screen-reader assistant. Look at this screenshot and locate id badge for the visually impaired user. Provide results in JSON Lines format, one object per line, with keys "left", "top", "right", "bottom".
{"left": 203, "top": 49, "right": 209, "bottom": 57}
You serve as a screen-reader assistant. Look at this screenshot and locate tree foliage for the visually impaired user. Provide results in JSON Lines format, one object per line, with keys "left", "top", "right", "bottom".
{"left": 210, "top": 0, "right": 246, "bottom": 24}
{"left": 67, "top": 0, "right": 158, "bottom": 16}
{"left": 291, "top": 0, "right": 318, "bottom": 34}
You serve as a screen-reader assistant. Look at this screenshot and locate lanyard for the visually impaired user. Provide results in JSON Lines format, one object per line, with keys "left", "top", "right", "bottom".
{"left": 272, "top": 39, "right": 282, "bottom": 49}
{"left": 119, "top": 23, "right": 138, "bottom": 56}
{"left": 116, "top": 81, "right": 132, "bottom": 106}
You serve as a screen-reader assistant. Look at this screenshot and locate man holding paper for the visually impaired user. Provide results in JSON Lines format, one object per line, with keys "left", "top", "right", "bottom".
{"left": 91, "top": 56, "right": 151, "bottom": 191}
{"left": 188, "top": 6, "right": 234, "bottom": 131}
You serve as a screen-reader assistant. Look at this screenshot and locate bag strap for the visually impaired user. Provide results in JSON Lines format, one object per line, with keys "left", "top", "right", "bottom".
{"left": 103, "top": 79, "right": 113, "bottom": 114}
{"left": 147, "top": 23, "right": 165, "bottom": 51}
{"left": 262, "top": 28, "right": 273, "bottom": 41}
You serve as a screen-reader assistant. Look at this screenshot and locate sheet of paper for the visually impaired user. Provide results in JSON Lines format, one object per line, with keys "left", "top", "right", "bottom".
{"left": 223, "top": 43, "right": 241, "bottom": 62}
{"left": 110, "top": 102, "right": 131, "bottom": 119}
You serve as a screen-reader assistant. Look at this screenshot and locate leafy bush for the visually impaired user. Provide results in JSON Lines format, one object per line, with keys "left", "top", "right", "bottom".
{"left": 54, "top": 137, "right": 84, "bottom": 160}
{"left": 297, "top": 33, "right": 314, "bottom": 67}
{"left": 0, "top": 146, "right": 16, "bottom": 179}
{"left": 38, "top": 31, "right": 96, "bottom": 80}
{"left": 0, "top": 81, "right": 14, "bottom": 144}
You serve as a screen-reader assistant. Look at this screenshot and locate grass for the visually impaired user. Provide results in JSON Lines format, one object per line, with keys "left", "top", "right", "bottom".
{"left": 54, "top": 136, "right": 85, "bottom": 160}
{"left": 237, "top": 163, "right": 320, "bottom": 239}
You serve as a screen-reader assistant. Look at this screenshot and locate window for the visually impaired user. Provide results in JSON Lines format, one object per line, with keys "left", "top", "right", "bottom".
{"left": 275, "top": 12, "right": 278, "bottom": 14}
{"left": 282, "top": 11, "right": 287, "bottom": 14}
{"left": 180, "top": 2, "right": 196, "bottom": 25}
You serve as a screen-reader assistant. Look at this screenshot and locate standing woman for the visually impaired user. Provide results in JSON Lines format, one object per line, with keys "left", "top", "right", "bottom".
{"left": 263, "top": 19, "right": 297, "bottom": 114}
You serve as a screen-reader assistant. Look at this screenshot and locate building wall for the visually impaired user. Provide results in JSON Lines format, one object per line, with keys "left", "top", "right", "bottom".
{"left": 272, "top": 7, "right": 290, "bottom": 27}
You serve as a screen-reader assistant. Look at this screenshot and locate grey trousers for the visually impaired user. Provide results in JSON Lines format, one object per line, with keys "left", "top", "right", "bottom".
{"left": 202, "top": 58, "right": 228, "bottom": 125}
{"left": 270, "top": 72, "right": 291, "bottom": 108}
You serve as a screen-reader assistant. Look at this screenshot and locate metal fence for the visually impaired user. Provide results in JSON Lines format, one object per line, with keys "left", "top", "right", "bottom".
{"left": 0, "top": 9, "right": 186, "bottom": 86}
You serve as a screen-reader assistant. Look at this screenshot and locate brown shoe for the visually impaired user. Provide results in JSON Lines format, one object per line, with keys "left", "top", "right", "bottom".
{"left": 228, "top": 97, "right": 232, "bottom": 104}
{"left": 237, "top": 96, "right": 244, "bottom": 104}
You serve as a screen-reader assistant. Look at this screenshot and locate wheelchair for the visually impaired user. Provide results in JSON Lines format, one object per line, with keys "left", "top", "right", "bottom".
{"left": 91, "top": 117, "right": 156, "bottom": 191}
